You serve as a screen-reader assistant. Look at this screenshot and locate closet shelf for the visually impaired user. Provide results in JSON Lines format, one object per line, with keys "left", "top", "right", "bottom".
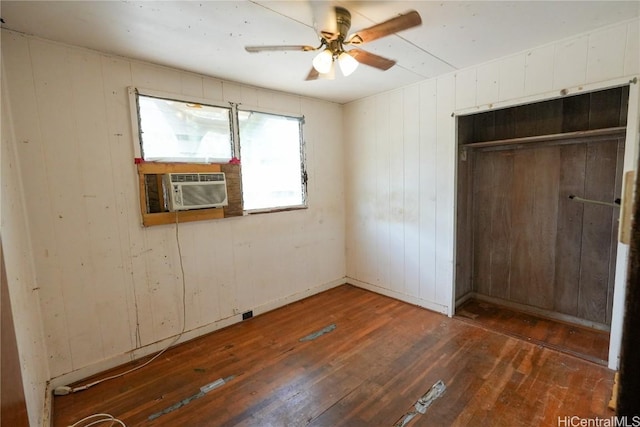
{"left": 462, "top": 126, "right": 626, "bottom": 149}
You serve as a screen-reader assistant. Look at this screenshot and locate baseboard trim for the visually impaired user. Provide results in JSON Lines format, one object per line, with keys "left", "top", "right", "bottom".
{"left": 251, "top": 278, "right": 346, "bottom": 317}
{"left": 454, "top": 291, "right": 474, "bottom": 308}
{"left": 466, "top": 292, "right": 611, "bottom": 332}
{"left": 346, "top": 277, "right": 449, "bottom": 315}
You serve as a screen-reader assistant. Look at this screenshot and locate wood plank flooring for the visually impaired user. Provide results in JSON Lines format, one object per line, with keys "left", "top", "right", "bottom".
{"left": 456, "top": 298, "right": 610, "bottom": 365}
{"left": 53, "top": 285, "right": 615, "bottom": 426}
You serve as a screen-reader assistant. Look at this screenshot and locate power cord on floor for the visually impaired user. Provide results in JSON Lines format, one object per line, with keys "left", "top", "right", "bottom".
{"left": 55, "top": 212, "right": 188, "bottom": 398}
{"left": 67, "top": 413, "right": 126, "bottom": 427}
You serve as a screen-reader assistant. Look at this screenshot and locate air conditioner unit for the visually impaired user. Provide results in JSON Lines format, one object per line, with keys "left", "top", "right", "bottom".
{"left": 163, "top": 172, "right": 228, "bottom": 211}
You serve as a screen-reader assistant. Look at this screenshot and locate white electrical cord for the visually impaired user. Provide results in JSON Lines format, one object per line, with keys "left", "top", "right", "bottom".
{"left": 68, "top": 413, "right": 126, "bottom": 427}
{"left": 55, "top": 214, "right": 188, "bottom": 396}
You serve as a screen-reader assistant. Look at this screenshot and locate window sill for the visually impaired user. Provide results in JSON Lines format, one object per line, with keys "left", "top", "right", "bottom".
{"left": 245, "top": 205, "right": 308, "bottom": 215}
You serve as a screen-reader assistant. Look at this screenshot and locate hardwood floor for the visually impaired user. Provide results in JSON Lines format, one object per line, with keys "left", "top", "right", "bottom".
{"left": 54, "top": 285, "right": 615, "bottom": 426}
{"left": 456, "top": 298, "right": 610, "bottom": 365}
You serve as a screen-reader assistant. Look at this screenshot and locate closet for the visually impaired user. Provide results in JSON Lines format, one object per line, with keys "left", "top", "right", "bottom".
{"left": 455, "top": 86, "right": 629, "bottom": 328}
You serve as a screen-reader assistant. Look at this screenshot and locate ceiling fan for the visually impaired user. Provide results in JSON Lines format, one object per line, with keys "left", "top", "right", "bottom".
{"left": 244, "top": 6, "right": 422, "bottom": 80}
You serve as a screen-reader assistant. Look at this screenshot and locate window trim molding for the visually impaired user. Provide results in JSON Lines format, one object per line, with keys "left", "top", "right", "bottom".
{"left": 245, "top": 205, "right": 308, "bottom": 215}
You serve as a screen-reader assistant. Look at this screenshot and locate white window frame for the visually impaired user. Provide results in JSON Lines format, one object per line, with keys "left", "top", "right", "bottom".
{"left": 236, "top": 107, "right": 307, "bottom": 214}
{"left": 128, "top": 87, "right": 235, "bottom": 163}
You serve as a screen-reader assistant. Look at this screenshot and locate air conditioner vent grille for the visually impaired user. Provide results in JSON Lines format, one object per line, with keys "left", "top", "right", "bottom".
{"left": 163, "top": 172, "right": 228, "bottom": 211}
{"left": 198, "top": 173, "right": 225, "bottom": 182}
{"left": 170, "top": 173, "right": 225, "bottom": 183}
{"left": 181, "top": 184, "right": 227, "bottom": 206}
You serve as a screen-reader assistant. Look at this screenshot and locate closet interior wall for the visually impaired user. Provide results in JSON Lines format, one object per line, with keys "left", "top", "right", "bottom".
{"left": 456, "top": 86, "right": 629, "bottom": 328}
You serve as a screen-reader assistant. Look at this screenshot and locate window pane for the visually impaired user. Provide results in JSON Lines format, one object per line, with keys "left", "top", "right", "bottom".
{"left": 138, "top": 94, "right": 232, "bottom": 162}
{"left": 239, "top": 111, "right": 305, "bottom": 210}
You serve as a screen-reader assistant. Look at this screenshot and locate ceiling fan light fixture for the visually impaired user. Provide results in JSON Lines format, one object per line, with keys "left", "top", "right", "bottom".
{"left": 338, "top": 52, "right": 358, "bottom": 76}
{"left": 312, "top": 49, "right": 334, "bottom": 74}
{"left": 318, "top": 62, "right": 336, "bottom": 80}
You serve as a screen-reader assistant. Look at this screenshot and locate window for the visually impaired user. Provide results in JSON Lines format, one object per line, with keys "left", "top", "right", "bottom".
{"left": 137, "top": 94, "right": 233, "bottom": 163}
{"left": 130, "top": 88, "right": 307, "bottom": 225}
{"left": 238, "top": 110, "right": 306, "bottom": 211}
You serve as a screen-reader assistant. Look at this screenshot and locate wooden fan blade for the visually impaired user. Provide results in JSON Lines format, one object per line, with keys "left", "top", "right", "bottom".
{"left": 346, "top": 10, "right": 421, "bottom": 45}
{"left": 305, "top": 63, "right": 336, "bottom": 81}
{"left": 245, "top": 45, "right": 317, "bottom": 53}
{"left": 347, "top": 49, "right": 396, "bottom": 71}
{"left": 305, "top": 67, "right": 320, "bottom": 81}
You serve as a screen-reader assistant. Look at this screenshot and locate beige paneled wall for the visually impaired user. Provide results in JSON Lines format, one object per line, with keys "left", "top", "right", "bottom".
{"left": 2, "top": 30, "right": 346, "bottom": 385}
{"left": 1, "top": 60, "right": 50, "bottom": 427}
{"left": 344, "top": 18, "right": 639, "bottom": 369}
{"left": 344, "top": 76, "right": 456, "bottom": 314}
{"left": 453, "top": 19, "right": 638, "bottom": 111}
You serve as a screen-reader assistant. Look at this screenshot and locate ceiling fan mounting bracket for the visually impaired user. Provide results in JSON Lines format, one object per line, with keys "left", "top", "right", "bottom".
{"left": 335, "top": 7, "right": 352, "bottom": 41}
{"left": 320, "top": 6, "right": 351, "bottom": 42}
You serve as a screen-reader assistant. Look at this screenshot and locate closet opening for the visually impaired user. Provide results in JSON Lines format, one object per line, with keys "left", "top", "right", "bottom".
{"left": 454, "top": 85, "right": 629, "bottom": 364}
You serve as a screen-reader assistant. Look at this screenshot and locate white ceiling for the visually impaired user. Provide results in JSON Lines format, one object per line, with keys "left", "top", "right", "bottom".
{"left": 1, "top": 1, "right": 638, "bottom": 104}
